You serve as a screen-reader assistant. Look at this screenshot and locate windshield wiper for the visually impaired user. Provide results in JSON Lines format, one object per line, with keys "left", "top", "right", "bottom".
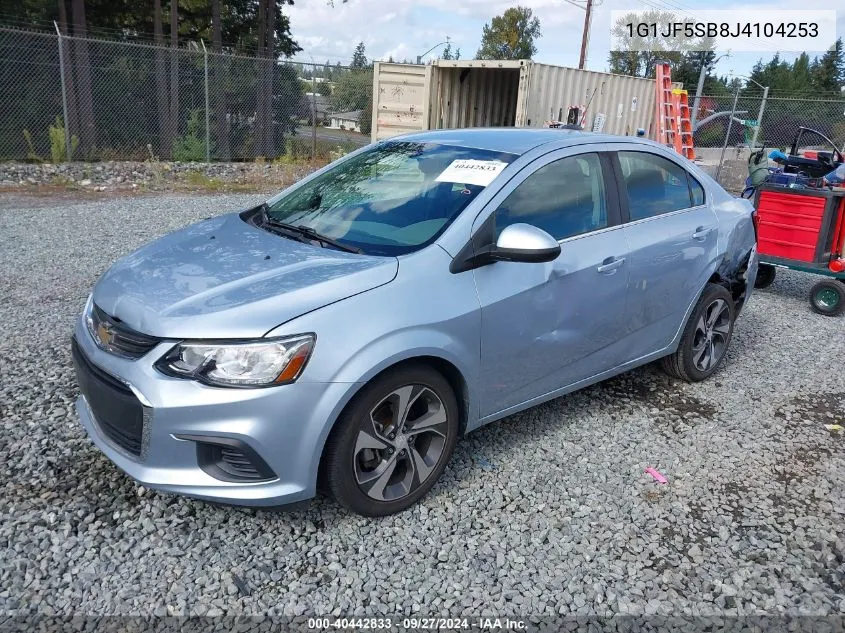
{"left": 262, "top": 214, "right": 362, "bottom": 254}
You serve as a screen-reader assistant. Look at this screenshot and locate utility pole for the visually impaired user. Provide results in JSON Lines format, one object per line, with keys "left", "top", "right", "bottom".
{"left": 691, "top": 53, "right": 708, "bottom": 129}
{"left": 691, "top": 52, "right": 729, "bottom": 128}
{"left": 716, "top": 84, "right": 741, "bottom": 181}
{"left": 564, "top": 0, "right": 595, "bottom": 70}
{"left": 750, "top": 85, "right": 768, "bottom": 149}
{"left": 578, "top": 0, "right": 592, "bottom": 70}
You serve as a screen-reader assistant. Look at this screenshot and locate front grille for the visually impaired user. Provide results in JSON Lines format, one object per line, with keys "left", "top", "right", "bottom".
{"left": 90, "top": 304, "right": 160, "bottom": 359}
{"left": 72, "top": 338, "right": 145, "bottom": 457}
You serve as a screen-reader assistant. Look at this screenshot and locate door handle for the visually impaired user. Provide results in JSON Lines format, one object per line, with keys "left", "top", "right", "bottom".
{"left": 597, "top": 256, "right": 625, "bottom": 274}
{"left": 692, "top": 226, "right": 713, "bottom": 241}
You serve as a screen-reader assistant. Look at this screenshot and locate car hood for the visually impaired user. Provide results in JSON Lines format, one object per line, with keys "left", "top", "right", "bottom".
{"left": 93, "top": 212, "right": 398, "bottom": 339}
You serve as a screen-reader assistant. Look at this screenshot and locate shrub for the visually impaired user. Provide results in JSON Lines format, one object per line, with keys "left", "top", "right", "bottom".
{"left": 48, "top": 116, "right": 79, "bottom": 163}
{"left": 172, "top": 110, "right": 209, "bottom": 162}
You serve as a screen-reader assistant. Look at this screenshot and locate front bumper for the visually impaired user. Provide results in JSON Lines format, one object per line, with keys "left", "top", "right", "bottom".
{"left": 72, "top": 316, "right": 353, "bottom": 506}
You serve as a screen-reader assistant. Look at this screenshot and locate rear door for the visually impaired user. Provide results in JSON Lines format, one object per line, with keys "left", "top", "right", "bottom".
{"left": 472, "top": 148, "right": 631, "bottom": 418}
{"left": 613, "top": 149, "right": 718, "bottom": 356}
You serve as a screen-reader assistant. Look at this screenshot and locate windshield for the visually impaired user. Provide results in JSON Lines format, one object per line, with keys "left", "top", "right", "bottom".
{"left": 265, "top": 140, "right": 516, "bottom": 256}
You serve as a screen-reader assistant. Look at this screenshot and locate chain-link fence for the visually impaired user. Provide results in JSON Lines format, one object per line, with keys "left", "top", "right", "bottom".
{"left": 4, "top": 22, "right": 844, "bottom": 185}
{"left": 0, "top": 26, "right": 372, "bottom": 163}
{"left": 691, "top": 92, "right": 845, "bottom": 192}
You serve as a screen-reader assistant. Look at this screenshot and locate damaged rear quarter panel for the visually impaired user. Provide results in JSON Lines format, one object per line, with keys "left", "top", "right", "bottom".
{"left": 709, "top": 188, "right": 758, "bottom": 304}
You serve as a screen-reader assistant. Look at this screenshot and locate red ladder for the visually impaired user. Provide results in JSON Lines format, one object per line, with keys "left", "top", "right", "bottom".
{"left": 671, "top": 88, "right": 695, "bottom": 160}
{"left": 654, "top": 62, "right": 696, "bottom": 161}
{"left": 654, "top": 61, "right": 676, "bottom": 149}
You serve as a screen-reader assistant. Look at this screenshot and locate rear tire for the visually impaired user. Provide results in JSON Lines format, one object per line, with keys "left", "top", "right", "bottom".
{"left": 660, "top": 283, "right": 736, "bottom": 382}
{"left": 809, "top": 279, "right": 845, "bottom": 316}
{"left": 323, "top": 365, "right": 459, "bottom": 516}
{"left": 754, "top": 263, "right": 776, "bottom": 289}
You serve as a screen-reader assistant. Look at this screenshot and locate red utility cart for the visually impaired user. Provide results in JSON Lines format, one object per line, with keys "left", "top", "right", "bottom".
{"left": 753, "top": 184, "right": 845, "bottom": 316}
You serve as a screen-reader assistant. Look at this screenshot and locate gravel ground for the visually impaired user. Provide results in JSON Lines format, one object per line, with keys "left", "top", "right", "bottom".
{"left": 0, "top": 193, "right": 843, "bottom": 619}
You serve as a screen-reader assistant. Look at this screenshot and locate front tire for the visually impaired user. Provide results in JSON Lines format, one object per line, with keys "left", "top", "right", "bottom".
{"left": 809, "top": 279, "right": 845, "bottom": 316}
{"left": 323, "top": 365, "right": 459, "bottom": 516}
{"left": 660, "top": 283, "right": 736, "bottom": 382}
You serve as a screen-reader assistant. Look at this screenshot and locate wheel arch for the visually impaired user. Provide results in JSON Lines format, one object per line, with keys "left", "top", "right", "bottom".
{"left": 314, "top": 353, "right": 473, "bottom": 492}
{"left": 666, "top": 247, "right": 748, "bottom": 354}
{"left": 710, "top": 245, "right": 756, "bottom": 315}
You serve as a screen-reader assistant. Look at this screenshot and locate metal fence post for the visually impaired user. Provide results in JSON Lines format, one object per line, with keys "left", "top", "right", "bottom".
{"left": 716, "top": 87, "right": 740, "bottom": 181}
{"left": 201, "top": 39, "right": 210, "bottom": 163}
{"left": 54, "top": 21, "right": 72, "bottom": 161}
{"left": 751, "top": 86, "right": 769, "bottom": 150}
{"left": 311, "top": 63, "right": 317, "bottom": 160}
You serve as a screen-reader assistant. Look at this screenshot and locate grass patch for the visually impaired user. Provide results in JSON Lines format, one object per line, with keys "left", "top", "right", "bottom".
{"left": 182, "top": 170, "right": 226, "bottom": 191}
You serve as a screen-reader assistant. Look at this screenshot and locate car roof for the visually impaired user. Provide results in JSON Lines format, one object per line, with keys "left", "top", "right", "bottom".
{"left": 391, "top": 127, "right": 661, "bottom": 155}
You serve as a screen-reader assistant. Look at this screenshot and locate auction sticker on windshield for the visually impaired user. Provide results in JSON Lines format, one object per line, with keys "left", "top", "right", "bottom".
{"left": 435, "top": 159, "right": 508, "bottom": 187}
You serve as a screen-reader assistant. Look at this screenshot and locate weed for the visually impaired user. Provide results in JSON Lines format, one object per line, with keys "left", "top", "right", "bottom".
{"left": 183, "top": 170, "right": 225, "bottom": 191}
{"left": 172, "top": 110, "right": 210, "bottom": 162}
{"left": 48, "top": 116, "right": 79, "bottom": 163}
{"left": 22, "top": 129, "right": 43, "bottom": 163}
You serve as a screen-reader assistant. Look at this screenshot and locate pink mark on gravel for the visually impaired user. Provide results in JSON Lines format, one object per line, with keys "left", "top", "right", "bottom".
{"left": 645, "top": 467, "right": 668, "bottom": 484}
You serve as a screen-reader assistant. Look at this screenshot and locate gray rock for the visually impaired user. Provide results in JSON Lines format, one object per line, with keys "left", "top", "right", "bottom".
{"left": 0, "top": 192, "right": 842, "bottom": 619}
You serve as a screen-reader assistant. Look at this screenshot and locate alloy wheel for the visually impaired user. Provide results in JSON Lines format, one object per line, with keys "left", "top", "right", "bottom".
{"left": 353, "top": 385, "right": 449, "bottom": 502}
{"left": 691, "top": 298, "right": 731, "bottom": 372}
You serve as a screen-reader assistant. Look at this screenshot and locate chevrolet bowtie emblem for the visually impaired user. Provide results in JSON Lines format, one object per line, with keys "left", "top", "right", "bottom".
{"left": 96, "top": 321, "right": 115, "bottom": 348}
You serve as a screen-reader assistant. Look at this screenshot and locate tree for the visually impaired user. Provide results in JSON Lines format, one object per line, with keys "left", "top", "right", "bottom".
{"left": 351, "top": 41, "right": 368, "bottom": 69}
{"left": 810, "top": 38, "right": 844, "bottom": 93}
{"left": 211, "top": 0, "right": 231, "bottom": 160}
{"left": 153, "top": 0, "right": 171, "bottom": 158}
{"left": 70, "top": 0, "right": 95, "bottom": 156}
{"left": 475, "top": 7, "right": 540, "bottom": 60}
{"left": 3, "top": 0, "right": 305, "bottom": 161}
{"left": 440, "top": 42, "right": 462, "bottom": 61}
{"left": 169, "top": 0, "right": 179, "bottom": 149}
{"left": 608, "top": 10, "right": 687, "bottom": 78}
{"left": 261, "top": 0, "right": 277, "bottom": 156}
{"left": 331, "top": 70, "right": 372, "bottom": 113}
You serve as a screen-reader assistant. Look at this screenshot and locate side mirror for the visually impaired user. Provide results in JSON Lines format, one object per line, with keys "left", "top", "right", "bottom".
{"left": 449, "top": 220, "right": 561, "bottom": 274}
{"left": 493, "top": 223, "right": 561, "bottom": 263}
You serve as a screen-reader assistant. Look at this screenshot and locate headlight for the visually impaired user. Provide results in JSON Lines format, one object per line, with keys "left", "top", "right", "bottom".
{"left": 83, "top": 293, "right": 95, "bottom": 339}
{"left": 155, "top": 334, "right": 315, "bottom": 387}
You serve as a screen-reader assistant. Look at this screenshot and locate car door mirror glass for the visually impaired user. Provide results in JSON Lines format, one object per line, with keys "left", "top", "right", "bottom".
{"left": 494, "top": 223, "right": 561, "bottom": 263}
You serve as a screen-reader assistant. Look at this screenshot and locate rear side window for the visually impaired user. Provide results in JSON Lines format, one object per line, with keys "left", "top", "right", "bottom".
{"left": 494, "top": 153, "right": 608, "bottom": 241}
{"left": 618, "top": 151, "right": 693, "bottom": 221}
{"left": 689, "top": 174, "right": 705, "bottom": 206}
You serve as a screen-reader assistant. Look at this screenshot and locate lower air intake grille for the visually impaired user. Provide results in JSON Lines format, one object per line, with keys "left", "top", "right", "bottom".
{"left": 176, "top": 435, "right": 276, "bottom": 483}
{"left": 218, "top": 446, "right": 265, "bottom": 480}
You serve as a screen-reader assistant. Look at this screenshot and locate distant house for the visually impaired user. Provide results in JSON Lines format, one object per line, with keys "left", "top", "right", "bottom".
{"left": 301, "top": 93, "right": 330, "bottom": 125}
{"left": 328, "top": 110, "right": 363, "bottom": 133}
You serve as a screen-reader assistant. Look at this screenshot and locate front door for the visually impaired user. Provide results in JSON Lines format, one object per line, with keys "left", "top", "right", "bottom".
{"left": 472, "top": 150, "right": 631, "bottom": 418}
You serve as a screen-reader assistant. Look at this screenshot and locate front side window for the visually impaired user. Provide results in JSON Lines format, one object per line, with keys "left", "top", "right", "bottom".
{"left": 618, "top": 151, "right": 693, "bottom": 221}
{"left": 690, "top": 174, "right": 705, "bottom": 206}
{"left": 494, "top": 153, "right": 608, "bottom": 241}
{"left": 265, "top": 141, "right": 516, "bottom": 256}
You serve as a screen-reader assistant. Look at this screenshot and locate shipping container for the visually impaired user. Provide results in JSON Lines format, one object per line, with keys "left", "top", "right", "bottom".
{"left": 371, "top": 59, "right": 659, "bottom": 143}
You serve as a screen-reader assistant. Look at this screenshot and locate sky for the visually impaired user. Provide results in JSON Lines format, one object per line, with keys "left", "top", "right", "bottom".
{"left": 286, "top": 0, "right": 844, "bottom": 87}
